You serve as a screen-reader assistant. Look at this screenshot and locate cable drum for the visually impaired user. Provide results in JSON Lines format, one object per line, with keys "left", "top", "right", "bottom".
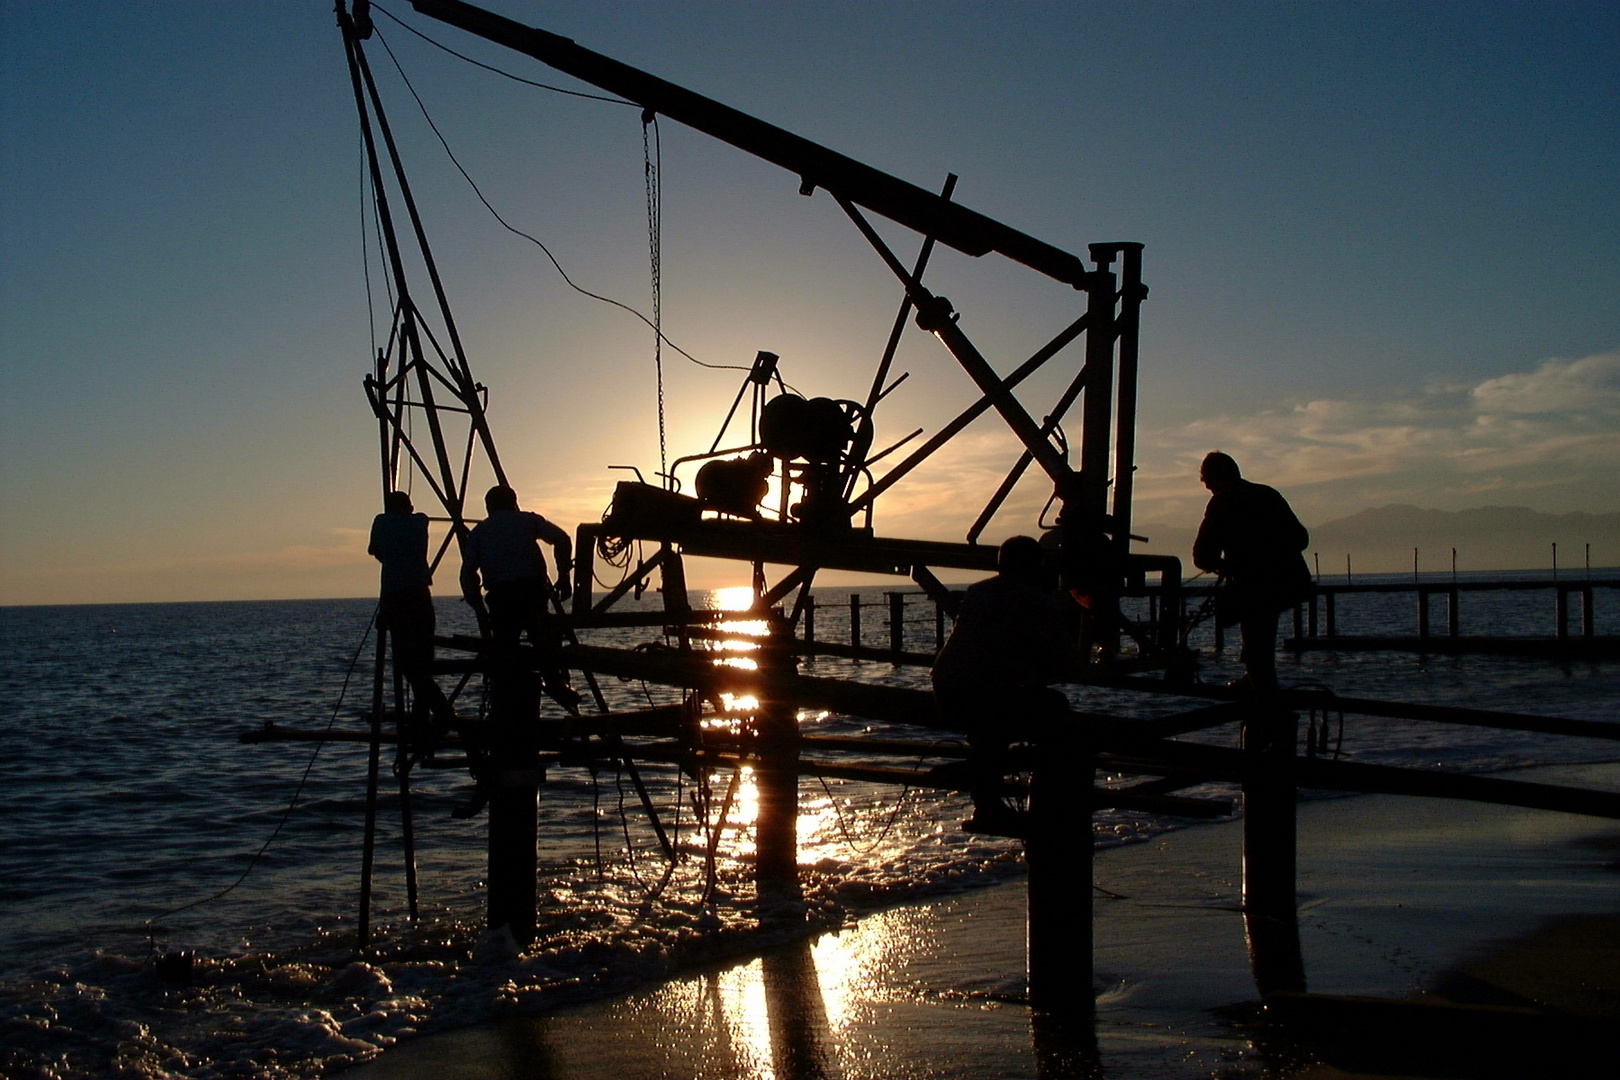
{"left": 759, "top": 394, "right": 856, "bottom": 463}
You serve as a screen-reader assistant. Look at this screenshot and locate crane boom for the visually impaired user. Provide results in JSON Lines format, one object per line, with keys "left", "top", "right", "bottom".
{"left": 407, "top": 0, "right": 1090, "bottom": 288}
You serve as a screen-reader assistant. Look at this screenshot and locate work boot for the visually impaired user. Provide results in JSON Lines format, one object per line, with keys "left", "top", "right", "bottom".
{"left": 961, "top": 803, "right": 1027, "bottom": 840}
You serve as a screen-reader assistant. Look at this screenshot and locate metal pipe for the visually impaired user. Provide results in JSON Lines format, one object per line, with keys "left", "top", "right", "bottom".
{"left": 358, "top": 626, "right": 387, "bottom": 949}
{"left": 409, "top": 0, "right": 1092, "bottom": 286}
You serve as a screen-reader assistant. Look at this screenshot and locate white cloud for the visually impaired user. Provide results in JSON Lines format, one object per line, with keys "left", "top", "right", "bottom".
{"left": 1135, "top": 350, "right": 1620, "bottom": 523}
{"left": 1470, "top": 352, "right": 1620, "bottom": 414}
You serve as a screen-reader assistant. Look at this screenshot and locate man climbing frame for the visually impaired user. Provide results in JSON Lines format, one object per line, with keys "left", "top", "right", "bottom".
{"left": 460, "top": 484, "right": 580, "bottom": 714}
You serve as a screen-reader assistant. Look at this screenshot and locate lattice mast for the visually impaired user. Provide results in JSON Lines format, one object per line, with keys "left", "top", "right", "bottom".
{"left": 340, "top": 1, "right": 506, "bottom": 561}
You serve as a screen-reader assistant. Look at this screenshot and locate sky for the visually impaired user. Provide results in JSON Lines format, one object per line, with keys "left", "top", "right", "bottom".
{"left": 1, "top": 0, "right": 1616, "bottom": 605}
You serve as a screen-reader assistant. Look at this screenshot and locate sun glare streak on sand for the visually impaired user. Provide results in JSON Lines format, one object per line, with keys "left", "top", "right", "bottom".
{"left": 625, "top": 906, "right": 918, "bottom": 1077}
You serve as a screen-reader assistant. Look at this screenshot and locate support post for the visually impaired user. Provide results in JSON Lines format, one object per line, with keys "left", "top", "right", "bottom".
{"left": 1213, "top": 617, "right": 1225, "bottom": 653}
{"left": 1241, "top": 704, "right": 1305, "bottom": 996}
{"left": 485, "top": 645, "right": 541, "bottom": 946}
{"left": 1325, "top": 591, "right": 1337, "bottom": 638}
{"left": 358, "top": 624, "right": 387, "bottom": 949}
{"left": 888, "top": 591, "right": 905, "bottom": 662}
{"left": 804, "top": 593, "right": 816, "bottom": 645}
{"left": 390, "top": 641, "right": 419, "bottom": 922}
{"left": 753, "top": 619, "right": 801, "bottom": 906}
{"left": 1308, "top": 591, "right": 1318, "bottom": 638}
{"left": 1556, "top": 587, "right": 1570, "bottom": 642}
{"left": 1583, "top": 586, "right": 1595, "bottom": 639}
{"left": 849, "top": 593, "right": 861, "bottom": 650}
{"left": 1028, "top": 718, "right": 1092, "bottom": 1016}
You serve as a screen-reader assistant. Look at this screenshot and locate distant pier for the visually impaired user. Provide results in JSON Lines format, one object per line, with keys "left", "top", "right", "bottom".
{"left": 1275, "top": 577, "right": 1619, "bottom": 660}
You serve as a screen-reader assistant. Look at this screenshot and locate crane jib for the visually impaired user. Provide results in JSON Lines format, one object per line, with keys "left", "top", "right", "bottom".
{"left": 406, "top": 0, "right": 1090, "bottom": 288}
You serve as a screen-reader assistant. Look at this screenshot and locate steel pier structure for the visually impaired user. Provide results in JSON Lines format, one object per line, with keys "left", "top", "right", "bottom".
{"left": 248, "top": 1, "right": 1620, "bottom": 1045}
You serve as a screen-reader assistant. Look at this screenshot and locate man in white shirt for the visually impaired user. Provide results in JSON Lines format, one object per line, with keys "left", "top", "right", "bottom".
{"left": 460, "top": 485, "right": 577, "bottom": 709}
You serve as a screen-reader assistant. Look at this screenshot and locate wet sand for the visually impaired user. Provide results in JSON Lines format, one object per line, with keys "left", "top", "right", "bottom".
{"left": 341, "top": 762, "right": 1620, "bottom": 1079}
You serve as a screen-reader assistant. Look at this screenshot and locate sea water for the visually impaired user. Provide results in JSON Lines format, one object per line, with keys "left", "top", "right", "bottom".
{"left": 2, "top": 577, "right": 1617, "bottom": 1078}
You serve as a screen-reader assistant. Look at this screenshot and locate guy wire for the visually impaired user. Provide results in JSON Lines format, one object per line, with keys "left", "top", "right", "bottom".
{"left": 369, "top": 25, "right": 749, "bottom": 377}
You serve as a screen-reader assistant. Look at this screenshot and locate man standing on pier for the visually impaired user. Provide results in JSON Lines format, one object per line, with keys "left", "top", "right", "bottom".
{"left": 459, "top": 484, "right": 578, "bottom": 711}
{"left": 932, "top": 535, "right": 1073, "bottom": 834}
{"left": 368, "top": 490, "right": 457, "bottom": 736}
{"left": 1192, "top": 452, "right": 1312, "bottom": 693}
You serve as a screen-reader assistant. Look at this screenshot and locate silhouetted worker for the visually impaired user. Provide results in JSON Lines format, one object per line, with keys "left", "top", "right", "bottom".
{"left": 460, "top": 485, "right": 578, "bottom": 710}
{"left": 368, "top": 490, "right": 456, "bottom": 736}
{"left": 932, "top": 535, "right": 1073, "bottom": 834}
{"left": 1192, "top": 452, "right": 1312, "bottom": 693}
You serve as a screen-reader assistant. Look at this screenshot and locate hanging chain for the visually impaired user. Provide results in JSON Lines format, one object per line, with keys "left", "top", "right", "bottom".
{"left": 642, "top": 111, "right": 667, "bottom": 485}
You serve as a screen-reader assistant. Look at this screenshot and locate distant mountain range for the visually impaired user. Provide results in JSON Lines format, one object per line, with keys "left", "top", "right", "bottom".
{"left": 1137, "top": 505, "right": 1620, "bottom": 575}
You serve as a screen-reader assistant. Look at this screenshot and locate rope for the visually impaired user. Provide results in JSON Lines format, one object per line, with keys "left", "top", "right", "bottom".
{"left": 143, "top": 605, "right": 378, "bottom": 944}
{"left": 643, "top": 111, "right": 667, "bottom": 483}
{"left": 369, "top": 26, "right": 750, "bottom": 378}
{"left": 816, "top": 770, "right": 916, "bottom": 855}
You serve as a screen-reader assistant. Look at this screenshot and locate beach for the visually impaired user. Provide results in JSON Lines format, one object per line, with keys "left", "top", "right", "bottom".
{"left": 340, "top": 760, "right": 1620, "bottom": 1079}
{"left": 5, "top": 597, "right": 1619, "bottom": 1079}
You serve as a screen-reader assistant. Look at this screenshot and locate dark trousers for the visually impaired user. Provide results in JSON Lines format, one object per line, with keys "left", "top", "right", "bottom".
{"left": 1239, "top": 608, "right": 1280, "bottom": 692}
{"left": 936, "top": 685, "right": 1069, "bottom": 811}
{"left": 378, "top": 586, "right": 455, "bottom": 729}
{"left": 484, "top": 579, "right": 572, "bottom": 703}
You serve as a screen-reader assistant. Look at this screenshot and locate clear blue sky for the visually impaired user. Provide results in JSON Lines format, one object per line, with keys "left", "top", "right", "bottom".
{"left": 2, "top": 1, "right": 1616, "bottom": 603}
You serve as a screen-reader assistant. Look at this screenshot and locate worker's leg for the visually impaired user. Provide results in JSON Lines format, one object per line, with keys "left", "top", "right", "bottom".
{"left": 1239, "top": 607, "right": 1281, "bottom": 693}
{"left": 383, "top": 587, "right": 457, "bottom": 736}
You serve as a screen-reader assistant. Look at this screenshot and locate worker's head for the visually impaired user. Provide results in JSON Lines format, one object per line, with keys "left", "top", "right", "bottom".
{"left": 484, "top": 485, "right": 519, "bottom": 513}
{"left": 1200, "top": 451, "right": 1241, "bottom": 494}
{"left": 997, "top": 534, "right": 1044, "bottom": 585}
{"left": 383, "top": 490, "right": 413, "bottom": 513}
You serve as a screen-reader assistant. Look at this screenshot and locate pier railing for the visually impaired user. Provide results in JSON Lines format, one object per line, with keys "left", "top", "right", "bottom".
{"left": 759, "top": 577, "right": 1620, "bottom": 666}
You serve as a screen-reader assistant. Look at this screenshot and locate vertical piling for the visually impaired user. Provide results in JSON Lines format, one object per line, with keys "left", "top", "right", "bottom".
{"left": 485, "top": 648, "right": 542, "bottom": 945}
{"left": 849, "top": 594, "right": 862, "bottom": 651}
{"left": 1028, "top": 720, "right": 1093, "bottom": 1016}
{"left": 888, "top": 591, "right": 905, "bottom": 661}
{"left": 753, "top": 619, "right": 801, "bottom": 905}
{"left": 1418, "top": 589, "right": 1431, "bottom": 641}
{"left": 358, "top": 625, "right": 387, "bottom": 949}
{"left": 391, "top": 652, "right": 419, "bottom": 922}
{"left": 1241, "top": 704, "right": 1306, "bottom": 996}
{"left": 1556, "top": 588, "right": 1570, "bottom": 642}
{"left": 803, "top": 593, "right": 816, "bottom": 645}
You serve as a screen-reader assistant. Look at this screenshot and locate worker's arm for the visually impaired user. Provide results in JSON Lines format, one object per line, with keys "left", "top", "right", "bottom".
{"left": 458, "top": 532, "right": 490, "bottom": 629}
{"left": 1191, "top": 508, "right": 1225, "bottom": 575}
{"left": 531, "top": 514, "right": 574, "bottom": 603}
